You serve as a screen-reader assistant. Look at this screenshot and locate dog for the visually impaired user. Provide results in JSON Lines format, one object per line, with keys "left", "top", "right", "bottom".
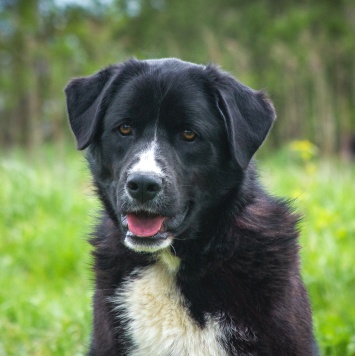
{"left": 65, "top": 58, "right": 317, "bottom": 355}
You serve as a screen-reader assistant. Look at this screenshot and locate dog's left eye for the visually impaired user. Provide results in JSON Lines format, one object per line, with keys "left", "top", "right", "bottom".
{"left": 181, "top": 130, "right": 197, "bottom": 142}
{"left": 118, "top": 124, "right": 133, "bottom": 136}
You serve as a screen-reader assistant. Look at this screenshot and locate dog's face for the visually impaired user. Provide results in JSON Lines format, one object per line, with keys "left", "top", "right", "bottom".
{"left": 65, "top": 59, "right": 275, "bottom": 253}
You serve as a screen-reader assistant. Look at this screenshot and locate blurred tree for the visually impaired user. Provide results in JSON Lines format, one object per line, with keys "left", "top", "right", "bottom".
{"left": 0, "top": 0, "right": 354, "bottom": 154}
{"left": 1, "top": 0, "right": 39, "bottom": 148}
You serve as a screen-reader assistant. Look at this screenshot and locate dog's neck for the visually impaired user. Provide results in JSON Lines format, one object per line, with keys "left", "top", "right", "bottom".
{"left": 157, "top": 249, "right": 181, "bottom": 274}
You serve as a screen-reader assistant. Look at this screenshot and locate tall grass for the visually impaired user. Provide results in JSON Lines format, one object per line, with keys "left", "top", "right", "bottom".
{"left": 0, "top": 146, "right": 97, "bottom": 355}
{"left": 0, "top": 145, "right": 354, "bottom": 355}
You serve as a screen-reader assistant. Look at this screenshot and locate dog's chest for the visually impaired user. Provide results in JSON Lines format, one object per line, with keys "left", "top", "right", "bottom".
{"left": 113, "top": 256, "right": 228, "bottom": 356}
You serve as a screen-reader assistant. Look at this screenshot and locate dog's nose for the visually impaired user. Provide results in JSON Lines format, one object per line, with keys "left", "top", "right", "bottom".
{"left": 126, "top": 173, "right": 163, "bottom": 203}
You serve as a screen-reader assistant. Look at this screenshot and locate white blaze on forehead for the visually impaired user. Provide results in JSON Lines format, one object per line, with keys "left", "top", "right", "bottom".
{"left": 129, "top": 138, "right": 163, "bottom": 175}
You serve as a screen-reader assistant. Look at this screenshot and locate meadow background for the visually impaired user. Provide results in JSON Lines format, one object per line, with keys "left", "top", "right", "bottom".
{"left": 1, "top": 0, "right": 355, "bottom": 355}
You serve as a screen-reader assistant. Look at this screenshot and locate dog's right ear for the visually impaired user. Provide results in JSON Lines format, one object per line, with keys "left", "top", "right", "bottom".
{"left": 65, "top": 66, "right": 119, "bottom": 150}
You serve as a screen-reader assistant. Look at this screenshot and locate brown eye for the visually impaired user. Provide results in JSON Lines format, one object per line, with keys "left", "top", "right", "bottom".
{"left": 181, "top": 130, "right": 197, "bottom": 142}
{"left": 118, "top": 124, "right": 132, "bottom": 136}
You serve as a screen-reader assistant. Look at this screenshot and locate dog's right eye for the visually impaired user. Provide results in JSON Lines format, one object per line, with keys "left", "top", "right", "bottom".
{"left": 181, "top": 129, "right": 197, "bottom": 142}
{"left": 118, "top": 124, "right": 133, "bottom": 136}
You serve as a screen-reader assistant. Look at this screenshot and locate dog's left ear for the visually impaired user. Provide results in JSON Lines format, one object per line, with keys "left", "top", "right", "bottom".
{"left": 209, "top": 67, "right": 276, "bottom": 170}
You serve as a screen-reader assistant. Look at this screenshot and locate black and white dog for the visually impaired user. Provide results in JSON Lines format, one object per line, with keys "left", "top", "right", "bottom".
{"left": 65, "top": 58, "right": 317, "bottom": 355}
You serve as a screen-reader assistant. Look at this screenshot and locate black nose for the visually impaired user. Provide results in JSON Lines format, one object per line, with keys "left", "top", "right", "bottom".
{"left": 126, "top": 173, "right": 163, "bottom": 203}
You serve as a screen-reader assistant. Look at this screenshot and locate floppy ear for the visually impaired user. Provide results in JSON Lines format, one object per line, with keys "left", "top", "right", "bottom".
{"left": 65, "top": 65, "right": 119, "bottom": 150}
{"left": 210, "top": 68, "right": 276, "bottom": 169}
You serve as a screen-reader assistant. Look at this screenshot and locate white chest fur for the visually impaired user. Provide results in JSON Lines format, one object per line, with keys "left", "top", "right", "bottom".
{"left": 112, "top": 252, "right": 228, "bottom": 356}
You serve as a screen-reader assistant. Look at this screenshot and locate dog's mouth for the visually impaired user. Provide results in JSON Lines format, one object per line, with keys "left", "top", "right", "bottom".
{"left": 126, "top": 212, "right": 166, "bottom": 238}
{"left": 121, "top": 204, "right": 191, "bottom": 252}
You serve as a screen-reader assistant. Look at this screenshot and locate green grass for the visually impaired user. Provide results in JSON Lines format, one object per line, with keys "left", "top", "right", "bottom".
{"left": 1, "top": 144, "right": 354, "bottom": 355}
{"left": 0, "top": 146, "right": 97, "bottom": 355}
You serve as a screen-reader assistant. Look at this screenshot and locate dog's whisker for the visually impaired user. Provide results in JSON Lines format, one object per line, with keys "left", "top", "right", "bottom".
{"left": 172, "top": 237, "right": 196, "bottom": 241}
{"left": 171, "top": 244, "right": 177, "bottom": 256}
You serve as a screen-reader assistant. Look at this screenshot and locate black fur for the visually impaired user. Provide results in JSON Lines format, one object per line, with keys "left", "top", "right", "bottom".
{"left": 65, "top": 58, "right": 317, "bottom": 355}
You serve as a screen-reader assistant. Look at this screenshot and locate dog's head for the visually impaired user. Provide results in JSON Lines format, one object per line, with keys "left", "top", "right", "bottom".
{"left": 65, "top": 58, "right": 275, "bottom": 253}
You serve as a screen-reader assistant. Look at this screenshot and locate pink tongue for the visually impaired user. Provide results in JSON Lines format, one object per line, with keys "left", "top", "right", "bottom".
{"left": 127, "top": 214, "right": 165, "bottom": 237}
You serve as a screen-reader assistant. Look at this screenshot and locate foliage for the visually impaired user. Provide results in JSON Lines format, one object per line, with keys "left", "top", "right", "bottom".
{"left": 0, "top": 0, "right": 354, "bottom": 153}
{"left": 0, "top": 145, "right": 354, "bottom": 354}
{"left": 288, "top": 139, "right": 319, "bottom": 162}
{"left": 0, "top": 146, "right": 96, "bottom": 355}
